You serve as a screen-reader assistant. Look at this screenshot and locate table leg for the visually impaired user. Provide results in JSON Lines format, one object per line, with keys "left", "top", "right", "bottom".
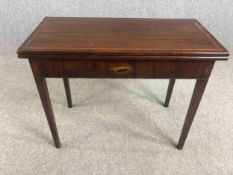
{"left": 164, "top": 79, "right": 175, "bottom": 107}
{"left": 177, "top": 79, "right": 208, "bottom": 150}
{"left": 63, "top": 78, "right": 72, "bottom": 108}
{"left": 34, "top": 77, "right": 61, "bottom": 148}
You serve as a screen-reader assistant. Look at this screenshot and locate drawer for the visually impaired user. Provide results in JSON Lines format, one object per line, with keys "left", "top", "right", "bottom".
{"left": 29, "top": 59, "right": 214, "bottom": 79}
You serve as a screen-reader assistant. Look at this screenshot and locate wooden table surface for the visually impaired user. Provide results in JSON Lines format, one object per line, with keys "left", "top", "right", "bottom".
{"left": 17, "top": 17, "right": 228, "bottom": 59}
{"left": 17, "top": 17, "right": 229, "bottom": 150}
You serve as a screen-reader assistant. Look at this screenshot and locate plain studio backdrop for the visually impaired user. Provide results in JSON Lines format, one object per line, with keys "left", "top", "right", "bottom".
{"left": 0, "top": 1, "right": 233, "bottom": 175}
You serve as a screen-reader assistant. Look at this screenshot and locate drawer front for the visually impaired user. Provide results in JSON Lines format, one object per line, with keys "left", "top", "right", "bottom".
{"left": 29, "top": 59, "right": 214, "bottom": 79}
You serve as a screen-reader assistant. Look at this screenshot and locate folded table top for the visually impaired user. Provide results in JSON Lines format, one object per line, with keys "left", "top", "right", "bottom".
{"left": 17, "top": 17, "right": 229, "bottom": 60}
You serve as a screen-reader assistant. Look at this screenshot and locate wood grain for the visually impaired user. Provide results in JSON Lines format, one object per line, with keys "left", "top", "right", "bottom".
{"left": 19, "top": 17, "right": 229, "bottom": 149}
{"left": 29, "top": 59, "right": 215, "bottom": 79}
{"left": 17, "top": 17, "right": 229, "bottom": 59}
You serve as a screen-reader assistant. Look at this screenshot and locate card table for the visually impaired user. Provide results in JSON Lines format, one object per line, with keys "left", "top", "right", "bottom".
{"left": 17, "top": 17, "right": 229, "bottom": 149}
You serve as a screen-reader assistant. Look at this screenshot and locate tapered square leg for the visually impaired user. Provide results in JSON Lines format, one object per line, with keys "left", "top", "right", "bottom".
{"left": 63, "top": 78, "right": 72, "bottom": 108}
{"left": 164, "top": 79, "right": 175, "bottom": 107}
{"left": 34, "top": 77, "right": 61, "bottom": 148}
{"left": 177, "top": 79, "right": 208, "bottom": 150}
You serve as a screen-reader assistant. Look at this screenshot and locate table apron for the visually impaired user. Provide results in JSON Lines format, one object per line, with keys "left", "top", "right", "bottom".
{"left": 29, "top": 59, "right": 214, "bottom": 79}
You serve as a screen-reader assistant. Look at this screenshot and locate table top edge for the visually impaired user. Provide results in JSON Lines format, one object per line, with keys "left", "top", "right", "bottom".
{"left": 17, "top": 17, "right": 230, "bottom": 61}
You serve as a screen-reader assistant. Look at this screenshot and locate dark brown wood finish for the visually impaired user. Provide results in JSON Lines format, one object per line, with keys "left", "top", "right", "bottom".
{"left": 18, "top": 17, "right": 229, "bottom": 149}
{"left": 164, "top": 79, "right": 176, "bottom": 107}
{"left": 17, "top": 17, "right": 229, "bottom": 59}
{"left": 32, "top": 76, "right": 61, "bottom": 148}
{"left": 177, "top": 79, "right": 209, "bottom": 150}
{"left": 29, "top": 59, "right": 215, "bottom": 79}
{"left": 63, "top": 78, "right": 72, "bottom": 108}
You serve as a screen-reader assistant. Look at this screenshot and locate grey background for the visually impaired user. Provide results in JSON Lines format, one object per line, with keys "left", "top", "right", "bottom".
{"left": 1, "top": 1, "right": 233, "bottom": 174}
{"left": 1, "top": 0, "right": 233, "bottom": 51}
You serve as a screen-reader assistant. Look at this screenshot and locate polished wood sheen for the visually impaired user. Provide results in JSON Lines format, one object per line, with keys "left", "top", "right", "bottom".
{"left": 17, "top": 17, "right": 228, "bottom": 59}
{"left": 63, "top": 78, "right": 72, "bottom": 108}
{"left": 17, "top": 17, "right": 229, "bottom": 150}
{"left": 29, "top": 59, "right": 214, "bottom": 78}
{"left": 164, "top": 79, "right": 176, "bottom": 107}
{"left": 177, "top": 79, "right": 208, "bottom": 150}
{"left": 32, "top": 76, "right": 61, "bottom": 148}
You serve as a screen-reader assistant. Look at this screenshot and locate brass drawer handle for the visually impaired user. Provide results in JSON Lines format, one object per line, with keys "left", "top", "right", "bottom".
{"left": 110, "top": 64, "right": 133, "bottom": 75}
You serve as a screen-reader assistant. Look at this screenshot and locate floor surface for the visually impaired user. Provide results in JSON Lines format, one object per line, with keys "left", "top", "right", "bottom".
{"left": 0, "top": 45, "right": 233, "bottom": 174}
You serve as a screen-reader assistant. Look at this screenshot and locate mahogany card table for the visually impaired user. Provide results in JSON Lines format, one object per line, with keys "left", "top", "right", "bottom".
{"left": 17, "top": 17, "right": 229, "bottom": 149}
